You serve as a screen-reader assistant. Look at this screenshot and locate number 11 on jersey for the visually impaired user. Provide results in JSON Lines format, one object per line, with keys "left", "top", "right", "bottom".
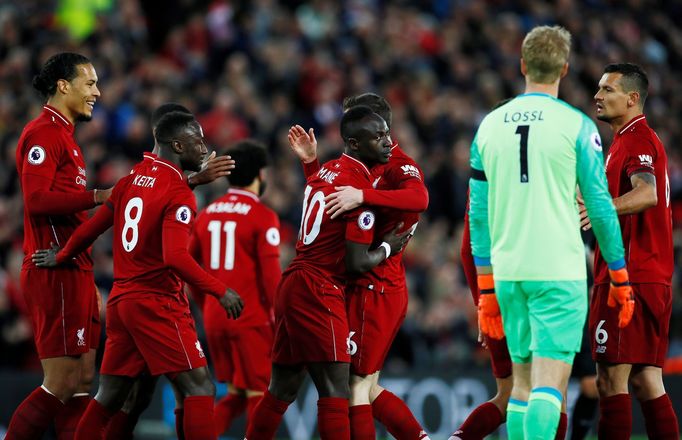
{"left": 208, "top": 220, "right": 237, "bottom": 270}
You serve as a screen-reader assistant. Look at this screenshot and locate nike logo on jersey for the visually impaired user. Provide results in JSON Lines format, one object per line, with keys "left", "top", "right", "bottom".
{"left": 373, "top": 176, "right": 381, "bottom": 188}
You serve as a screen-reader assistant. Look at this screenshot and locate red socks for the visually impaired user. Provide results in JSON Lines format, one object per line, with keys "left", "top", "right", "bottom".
{"left": 104, "top": 410, "right": 136, "bottom": 439}
{"left": 247, "top": 395, "right": 263, "bottom": 419}
{"left": 555, "top": 412, "right": 567, "bottom": 439}
{"left": 183, "top": 396, "right": 216, "bottom": 440}
{"left": 56, "top": 394, "right": 91, "bottom": 440}
{"left": 174, "top": 408, "right": 185, "bottom": 440}
{"left": 451, "top": 401, "right": 504, "bottom": 439}
{"left": 214, "top": 393, "right": 246, "bottom": 435}
{"left": 641, "top": 394, "right": 679, "bottom": 440}
{"left": 350, "top": 404, "right": 375, "bottom": 440}
{"left": 598, "top": 394, "right": 631, "bottom": 440}
{"left": 5, "top": 386, "right": 65, "bottom": 440}
{"left": 245, "top": 390, "right": 290, "bottom": 440}
{"left": 372, "top": 390, "right": 427, "bottom": 440}
{"left": 74, "top": 399, "right": 115, "bottom": 440}
{"left": 317, "top": 397, "right": 350, "bottom": 440}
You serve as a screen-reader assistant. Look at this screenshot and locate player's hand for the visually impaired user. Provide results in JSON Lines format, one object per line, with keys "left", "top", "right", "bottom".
{"left": 31, "top": 242, "right": 60, "bottom": 268}
{"left": 608, "top": 268, "right": 635, "bottom": 328}
{"left": 578, "top": 200, "right": 592, "bottom": 231}
{"left": 287, "top": 125, "right": 317, "bottom": 163}
{"left": 219, "top": 288, "right": 244, "bottom": 319}
{"left": 477, "top": 274, "right": 505, "bottom": 340}
{"left": 94, "top": 187, "right": 113, "bottom": 205}
{"left": 382, "top": 222, "right": 411, "bottom": 256}
{"left": 188, "top": 152, "right": 235, "bottom": 188}
{"left": 325, "top": 186, "right": 363, "bottom": 219}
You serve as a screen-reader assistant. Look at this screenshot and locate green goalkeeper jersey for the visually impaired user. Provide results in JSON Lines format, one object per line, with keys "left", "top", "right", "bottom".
{"left": 469, "top": 93, "right": 625, "bottom": 280}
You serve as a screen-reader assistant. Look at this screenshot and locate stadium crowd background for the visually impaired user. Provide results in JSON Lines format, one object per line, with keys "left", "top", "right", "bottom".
{"left": 2, "top": 0, "right": 682, "bottom": 378}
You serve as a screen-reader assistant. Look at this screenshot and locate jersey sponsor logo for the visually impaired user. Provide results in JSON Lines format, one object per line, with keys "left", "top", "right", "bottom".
{"left": 590, "top": 133, "right": 603, "bottom": 152}
{"left": 75, "top": 175, "right": 87, "bottom": 187}
{"left": 358, "top": 211, "right": 375, "bottom": 230}
{"left": 195, "top": 340, "right": 205, "bottom": 358}
{"left": 266, "top": 227, "right": 280, "bottom": 246}
{"left": 176, "top": 206, "right": 192, "bottom": 224}
{"left": 638, "top": 154, "right": 653, "bottom": 167}
{"left": 76, "top": 328, "right": 86, "bottom": 347}
{"left": 27, "top": 145, "right": 46, "bottom": 165}
{"left": 401, "top": 164, "right": 421, "bottom": 179}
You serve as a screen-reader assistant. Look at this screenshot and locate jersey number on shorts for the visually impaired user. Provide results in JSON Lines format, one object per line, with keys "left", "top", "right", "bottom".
{"left": 207, "top": 220, "right": 237, "bottom": 270}
{"left": 299, "top": 185, "right": 325, "bottom": 245}
{"left": 516, "top": 125, "right": 530, "bottom": 183}
{"left": 122, "top": 197, "right": 143, "bottom": 252}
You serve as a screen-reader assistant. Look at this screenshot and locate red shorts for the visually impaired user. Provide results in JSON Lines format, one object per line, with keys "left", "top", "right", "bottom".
{"left": 346, "top": 285, "right": 407, "bottom": 375}
{"left": 272, "top": 269, "right": 350, "bottom": 365}
{"left": 589, "top": 283, "right": 671, "bottom": 367}
{"left": 206, "top": 325, "right": 273, "bottom": 391}
{"left": 21, "top": 268, "right": 99, "bottom": 359}
{"left": 101, "top": 296, "right": 207, "bottom": 377}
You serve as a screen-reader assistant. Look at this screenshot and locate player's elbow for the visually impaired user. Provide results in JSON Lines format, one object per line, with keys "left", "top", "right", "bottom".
{"left": 25, "top": 192, "right": 48, "bottom": 216}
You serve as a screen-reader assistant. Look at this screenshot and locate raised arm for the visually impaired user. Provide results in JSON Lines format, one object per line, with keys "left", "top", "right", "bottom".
{"left": 288, "top": 125, "right": 321, "bottom": 178}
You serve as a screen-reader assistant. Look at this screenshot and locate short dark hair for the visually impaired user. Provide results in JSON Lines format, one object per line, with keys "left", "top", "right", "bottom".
{"left": 32, "top": 52, "right": 92, "bottom": 99}
{"left": 151, "top": 103, "right": 191, "bottom": 129}
{"left": 340, "top": 105, "right": 378, "bottom": 142}
{"left": 604, "top": 63, "right": 649, "bottom": 105}
{"left": 154, "top": 111, "right": 199, "bottom": 145}
{"left": 343, "top": 93, "right": 392, "bottom": 128}
{"left": 226, "top": 140, "right": 269, "bottom": 187}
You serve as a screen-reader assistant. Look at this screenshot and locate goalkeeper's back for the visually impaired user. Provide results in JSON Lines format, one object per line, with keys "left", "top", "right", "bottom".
{"left": 469, "top": 93, "right": 623, "bottom": 281}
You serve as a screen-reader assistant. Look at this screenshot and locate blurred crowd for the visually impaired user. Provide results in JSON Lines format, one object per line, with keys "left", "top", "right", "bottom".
{"left": 2, "top": 0, "right": 682, "bottom": 374}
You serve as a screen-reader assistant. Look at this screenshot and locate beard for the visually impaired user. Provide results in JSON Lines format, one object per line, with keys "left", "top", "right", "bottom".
{"left": 75, "top": 112, "right": 92, "bottom": 122}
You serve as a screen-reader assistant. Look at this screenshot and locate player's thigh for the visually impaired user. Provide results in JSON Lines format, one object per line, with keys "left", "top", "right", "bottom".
{"left": 269, "top": 363, "right": 307, "bottom": 402}
{"left": 526, "top": 280, "right": 586, "bottom": 362}
{"left": 170, "top": 366, "right": 215, "bottom": 397}
{"left": 531, "top": 356, "right": 572, "bottom": 392}
{"left": 22, "top": 268, "right": 97, "bottom": 359}
{"left": 95, "top": 374, "right": 136, "bottom": 412}
{"left": 496, "top": 281, "right": 531, "bottom": 363}
{"left": 119, "top": 296, "right": 208, "bottom": 376}
{"left": 347, "top": 286, "right": 407, "bottom": 375}
{"left": 590, "top": 283, "right": 671, "bottom": 366}
{"left": 100, "top": 301, "right": 147, "bottom": 378}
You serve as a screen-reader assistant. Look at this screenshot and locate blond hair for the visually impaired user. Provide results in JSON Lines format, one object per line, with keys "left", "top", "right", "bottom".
{"left": 521, "top": 26, "right": 571, "bottom": 84}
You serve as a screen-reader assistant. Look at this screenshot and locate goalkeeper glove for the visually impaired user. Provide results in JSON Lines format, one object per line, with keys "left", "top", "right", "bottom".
{"left": 608, "top": 268, "right": 635, "bottom": 328}
{"left": 477, "top": 273, "right": 505, "bottom": 340}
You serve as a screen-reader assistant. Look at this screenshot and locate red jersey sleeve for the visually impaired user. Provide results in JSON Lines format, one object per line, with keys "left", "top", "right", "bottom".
{"left": 344, "top": 207, "right": 376, "bottom": 244}
{"left": 622, "top": 135, "right": 657, "bottom": 177}
{"left": 255, "top": 210, "right": 282, "bottom": 311}
{"left": 302, "top": 159, "right": 321, "bottom": 179}
{"left": 162, "top": 190, "right": 226, "bottom": 298}
{"left": 56, "top": 203, "right": 115, "bottom": 264}
{"left": 187, "top": 216, "right": 207, "bottom": 309}
{"left": 363, "top": 162, "right": 428, "bottom": 212}
{"left": 21, "top": 132, "right": 95, "bottom": 215}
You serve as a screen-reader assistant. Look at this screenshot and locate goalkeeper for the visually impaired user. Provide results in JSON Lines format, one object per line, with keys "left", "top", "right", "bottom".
{"left": 468, "top": 25, "right": 634, "bottom": 440}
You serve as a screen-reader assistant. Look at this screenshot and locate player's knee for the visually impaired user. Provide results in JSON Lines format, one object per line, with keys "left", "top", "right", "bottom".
{"left": 596, "top": 371, "right": 625, "bottom": 396}
{"left": 185, "top": 379, "right": 215, "bottom": 397}
{"left": 368, "top": 382, "right": 385, "bottom": 402}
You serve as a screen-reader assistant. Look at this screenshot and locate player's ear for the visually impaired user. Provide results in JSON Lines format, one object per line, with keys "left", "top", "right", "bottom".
{"left": 628, "top": 91, "right": 640, "bottom": 108}
{"left": 560, "top": 62, "right": 569, "bottom": 79}
{"left": 56, "top": 78, "right": 70, "bottom": 95}
{"left": 347, "top": 138, "right": 359, "bottom": 152}
{"left": 520, "top": 58, "right": 527, "bottom": 76}
{"left": 170, "top": 139, "right": 183, "bottom": 154}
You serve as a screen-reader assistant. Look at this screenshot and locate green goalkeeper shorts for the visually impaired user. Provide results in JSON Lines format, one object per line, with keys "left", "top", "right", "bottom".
{"left": 495, "top": 280, "right": 587, "bottom": 364}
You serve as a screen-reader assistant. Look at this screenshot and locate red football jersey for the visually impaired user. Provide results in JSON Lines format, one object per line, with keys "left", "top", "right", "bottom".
{"left": 351, "top": 144, "right": 426, "bottom": 293}
{"left": 594, "top": 115, "right": 673, "bottom": 285}
{"left": 107, "top": 157, "right": 224, "bottom": 304}
{"left": 17, "top": 105, "right": 95, "bottom": 270}
{"left": 288, "top": 153, "right": 377, "bottom": 285}
{"left": 191, "top": 188, "right": 282, "bottom": 329}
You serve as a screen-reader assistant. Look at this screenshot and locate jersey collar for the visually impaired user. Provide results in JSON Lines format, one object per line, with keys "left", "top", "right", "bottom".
{"left": 152, "top": 157, "right": 185, "bottom": 181}
{"left": 341, "top": 153, "right": 371, "bottom": 178}
{"left": 142, "top": 152, "right": 158, "bottom": 162}
{"left": 42, "top": 105, "right": 74, "bottom": 134}
{"left": 618, "top": 114, "right": 647, "bottom": 136}
{"left": 228, "top": 188, "right": 259, "bottom": 201}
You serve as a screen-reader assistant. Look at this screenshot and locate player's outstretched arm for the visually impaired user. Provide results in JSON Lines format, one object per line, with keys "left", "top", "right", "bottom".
{"left": 32, "top": 202, "right": 115, "bottom": 267}
{"left": 325, "top": 178, "right": 429, "bottom": 219}
{"left": 288, "top": 125, "right": 320, "bottom": 178}
{"left": 345, "top": 222, "right": 409, "bottom": 274}
{"left": 187, "top": 151, "right": 235, "bottom": 189}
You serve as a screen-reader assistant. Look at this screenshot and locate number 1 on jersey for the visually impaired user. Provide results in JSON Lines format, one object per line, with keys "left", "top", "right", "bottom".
{"left": 516, "top": 125, "right": 529, "bottom": 183}
{"left": 208, "top": 220, "right": 236, "bottom": 270}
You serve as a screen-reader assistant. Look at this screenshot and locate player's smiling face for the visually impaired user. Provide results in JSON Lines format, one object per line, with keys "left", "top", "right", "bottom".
{"left": 594, "top": 72, "right": 630, "bottom": 122}
{"left": 354, "top": 115, "right": 392, "bottom": 167}
{"left": 178, "top": 123, "right": 208, "bottom": 172}
{"left": 63, "top": 63, "right": 100, "bottom": 122}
